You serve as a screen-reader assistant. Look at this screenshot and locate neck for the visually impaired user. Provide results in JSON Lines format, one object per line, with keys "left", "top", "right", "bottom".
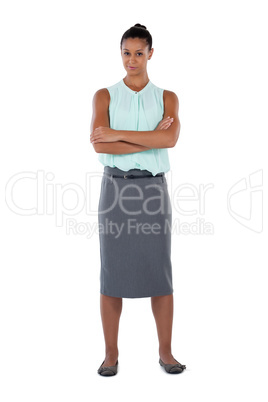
{"left": 123, "top": 74, "right": 150, "bottom": 90}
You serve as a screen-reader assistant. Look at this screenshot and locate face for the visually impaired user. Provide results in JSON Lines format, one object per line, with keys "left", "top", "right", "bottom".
{"left": 121, "top": 37, "right": 154, "bottom": 75}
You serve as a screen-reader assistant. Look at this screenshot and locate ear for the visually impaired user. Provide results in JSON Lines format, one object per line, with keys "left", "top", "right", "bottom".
{"left": 148, "top": 48, "right": 154, "bottom": 59}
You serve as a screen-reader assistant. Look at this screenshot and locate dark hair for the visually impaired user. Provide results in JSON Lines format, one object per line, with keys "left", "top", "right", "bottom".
{"left": 120, "top": 23, "right": 152, "bottom": 51}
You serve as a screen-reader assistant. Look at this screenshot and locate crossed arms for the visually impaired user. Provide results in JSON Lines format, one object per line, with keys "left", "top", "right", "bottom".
{"left": 90, "top": 88, "right": 180, "bottom": 154}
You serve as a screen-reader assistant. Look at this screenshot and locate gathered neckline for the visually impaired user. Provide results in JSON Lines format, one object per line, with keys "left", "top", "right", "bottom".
{"left": 121, "top": 78, "right": 152, "bottom": 95}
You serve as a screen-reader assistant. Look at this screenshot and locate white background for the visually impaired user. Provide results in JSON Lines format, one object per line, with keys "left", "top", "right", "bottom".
{"left": 1, "top": 0, "right": 267, "bottom": 401}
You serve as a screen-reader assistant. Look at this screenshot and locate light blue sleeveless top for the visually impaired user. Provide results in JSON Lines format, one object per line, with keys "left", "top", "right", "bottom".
{"left": 97, "top": 78, "right": 170, "bottom": 176}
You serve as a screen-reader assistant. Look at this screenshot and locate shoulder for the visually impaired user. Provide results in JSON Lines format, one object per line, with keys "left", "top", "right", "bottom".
{"left": 93, "top": 80, "right": 121, "bottom": 104}
{"left": 162, "top": 89, "right": 180, "bottom": 116}
{"left": 163, "top": 89, "right": 179, "bottom": 104}
{"left": 163, "top": 90, "right": 179, "bottom": 112}
{"left": 93, "top": 88, "right": 110, "bottom": 101}
{"left": 92, "top": 88, "right": 110, "bottom": 107}
{"left": 150, "top": 82, "right": 179, "bottom": 104}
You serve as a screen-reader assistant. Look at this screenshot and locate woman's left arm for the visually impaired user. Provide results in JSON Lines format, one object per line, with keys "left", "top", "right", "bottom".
{"left": 90, "top": 91, "right": 180, "bottom": 149}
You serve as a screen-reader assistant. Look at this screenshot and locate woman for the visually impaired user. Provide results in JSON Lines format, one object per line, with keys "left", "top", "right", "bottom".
{"left": 90, "top": 24, "right": 186, "bottom": 376}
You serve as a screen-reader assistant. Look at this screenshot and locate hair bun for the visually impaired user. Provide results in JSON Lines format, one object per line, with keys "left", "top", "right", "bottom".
{"left": 134, "top": 23, "right": 147, "bottom": 30}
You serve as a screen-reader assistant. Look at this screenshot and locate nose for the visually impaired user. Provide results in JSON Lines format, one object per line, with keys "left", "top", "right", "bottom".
{"left": 129, "top": 55, "right": 136, "bottom": 64}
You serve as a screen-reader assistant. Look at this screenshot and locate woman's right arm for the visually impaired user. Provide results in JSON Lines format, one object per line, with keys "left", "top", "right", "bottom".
{"left": 90, "top": 89, "right": 151, "bottom": 154}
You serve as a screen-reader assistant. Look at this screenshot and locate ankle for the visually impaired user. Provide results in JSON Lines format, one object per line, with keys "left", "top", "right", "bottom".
{"left": 105, "top": 349, "right": 119, "bottom": 358}
{"left": 159, "top": 348, "right": 172, "bottom": 357}
{"left": 160, "top": 352, "right": 173, "bottom": 360}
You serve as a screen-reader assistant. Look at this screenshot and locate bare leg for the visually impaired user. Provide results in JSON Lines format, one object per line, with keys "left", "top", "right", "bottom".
{"left": 151, "top": 293, "right": 178, "bottom": 364}
{"left": 100, "top": 293, "right": 122, "bottom": 366}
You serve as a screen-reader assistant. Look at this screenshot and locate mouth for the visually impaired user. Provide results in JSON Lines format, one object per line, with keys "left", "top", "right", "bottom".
{"left": 128, "top": 66, "right": 137, "bottom": 69}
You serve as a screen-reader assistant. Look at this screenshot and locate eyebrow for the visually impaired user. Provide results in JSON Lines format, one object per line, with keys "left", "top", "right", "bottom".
{"left": 123, "top": 48, "right": 144, "bottom": 51}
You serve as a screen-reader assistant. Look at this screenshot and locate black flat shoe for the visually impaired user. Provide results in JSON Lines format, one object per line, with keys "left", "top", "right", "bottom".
{"left": 97, "top": 359, "right": 118, "bottom": 376}
{"left": 159, "top": 357, "right": 186, "bottom": 374}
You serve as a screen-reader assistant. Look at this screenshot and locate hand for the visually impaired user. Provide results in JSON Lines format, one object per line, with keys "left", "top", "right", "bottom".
{"left": 156, "top": 116, "right": 174, "bottom": 130}
{"left": 90, "top": 126, "right": 121, "bottom": 143}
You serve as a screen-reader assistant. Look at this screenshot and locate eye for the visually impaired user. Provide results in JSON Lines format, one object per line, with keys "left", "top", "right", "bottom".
{"left": 123, "top": 52, "right": 143, "bottom": 56}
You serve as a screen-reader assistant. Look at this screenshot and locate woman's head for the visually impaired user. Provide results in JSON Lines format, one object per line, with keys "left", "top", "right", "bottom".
{"left": 120, "top": 23, "right": 152, "bottom": 51}
{"left": 120, "top": 24, "right": 154, "bottom": 75}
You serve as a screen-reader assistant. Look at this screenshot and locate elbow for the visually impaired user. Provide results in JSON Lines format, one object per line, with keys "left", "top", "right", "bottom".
{"left": 92, "top": 144, "right": 101, "bottom": 153}
{"left": 169, "top": 130, "right": 180, "bottom": 148}
{"left": 168, "top": 139, "right": 176, "bottom": 148}
{"left": 168, "top": 135, "right": 179, "bottom": 148}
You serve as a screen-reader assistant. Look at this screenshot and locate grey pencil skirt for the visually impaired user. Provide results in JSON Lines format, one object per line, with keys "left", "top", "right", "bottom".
{"left": 98, "top": 166, "right": 173, "bottom": 298}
